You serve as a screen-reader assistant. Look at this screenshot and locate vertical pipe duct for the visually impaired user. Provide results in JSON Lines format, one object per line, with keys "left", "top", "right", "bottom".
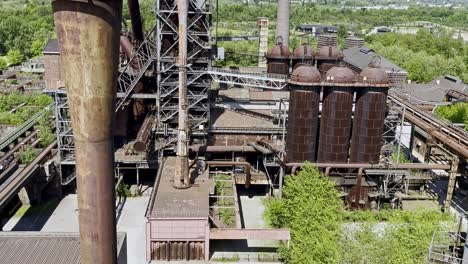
{"left": 128, "top": 0, "right": 144, "bottom": 42}
{"left": 52, "top": 1, "right": 122, "bottom": 263}
{"left": 275, "top": 0, "right": 290, "bottom": 47}
{"left": 174, "top": 0, "right": 191, "bottom": 189}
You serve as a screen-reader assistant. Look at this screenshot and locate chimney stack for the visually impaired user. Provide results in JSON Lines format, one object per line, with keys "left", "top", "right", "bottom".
{"left": 52, "top": 0, "right": 122, "bottom": 263}
{"left": 174, "top": 0, "right": 191, "bottom": 189}
{"left": 275, "top": 0, "right": 290, "bottom": 47}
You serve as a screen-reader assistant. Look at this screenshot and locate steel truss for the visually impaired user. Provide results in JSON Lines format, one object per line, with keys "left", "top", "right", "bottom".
{"left": 53, "top": 25, "right": 158, "bottom": 166}
{"left": 155, "top": 0, "right": 212, "bottom": 150}
{"left": 209, "top": 68, "right": 288, "bottom": 90}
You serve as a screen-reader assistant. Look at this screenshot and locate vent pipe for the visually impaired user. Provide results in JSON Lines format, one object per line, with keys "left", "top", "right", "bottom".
{"left": 275, "top": 0, "right": 290, "bottom": 47}
{"left": 52, "top": 1, "right": 122, "bottom": 263}
{"left": 174, "top": 0, "right": 191, "bottom": 189}
{"left": 128, "top": 0, "right": 144, "bottom": 42}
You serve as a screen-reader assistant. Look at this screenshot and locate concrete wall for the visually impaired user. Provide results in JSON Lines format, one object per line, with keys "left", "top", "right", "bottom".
{"left": 146, "top": 218, "right": 210, "bottom": 261}
{"left": 43, "top": 54, "right": 64, "bottom": 89}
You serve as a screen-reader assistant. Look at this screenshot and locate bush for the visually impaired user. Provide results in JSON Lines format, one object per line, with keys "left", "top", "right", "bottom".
{"left": 7, "top": 49, "right": 24, "bottom": 65}
{"left": 0, "top": 57, "right": 6, "bottom": 71}
{"left": 264, "top": 163, "right": 343, "bottom": 263}
{"left": 435, "top": 102, "right": 468, "bottom": 130}
{"left": 19, "top": 146, "right": 36, "bottom": 164}
{"left": 264, "top": 163, "right": 457, "bottom": 264}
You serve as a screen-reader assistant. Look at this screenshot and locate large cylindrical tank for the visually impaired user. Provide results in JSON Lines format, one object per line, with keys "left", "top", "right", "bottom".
{"left": 317, "top": 66, "right": 355, "bottom": 163}
{"left": 266, "top": 41, "right": 290, "bottom": 75}
{"left": 350, "top": 66, "right": 390, "bottom": 163}
{"left": 291, "top": 44, "right": 314, "bottom": 70}
{"left": 286, "top": 65, "right": 321, "bottom": 162}
{"left": 315, "top": 45, "right": 342, "bottom": 75}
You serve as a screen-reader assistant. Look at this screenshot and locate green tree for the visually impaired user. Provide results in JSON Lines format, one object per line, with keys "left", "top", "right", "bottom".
{"left": 264, "top": 163, "right": 343, "bottom": 263}
{"left": 7, "top": 49, "right": 24, "bottom": 65}
{"left": 0, "top": 57, "right": 6, "bottom": 71}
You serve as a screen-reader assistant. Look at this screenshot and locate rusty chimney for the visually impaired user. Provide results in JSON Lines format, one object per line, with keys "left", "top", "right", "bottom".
{"left": 275, "top": 0, "right": 290, "bottom": 47}
{"left": 174, "top": 0, "right": 191, "bottom": 189}
{"left": 52, "top": 1, "right": 122, "bottom": 263}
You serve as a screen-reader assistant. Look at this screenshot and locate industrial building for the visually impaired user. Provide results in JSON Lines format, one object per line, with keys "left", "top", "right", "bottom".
{"left": 0, "top": 0, "right": 466, "bottom": 263}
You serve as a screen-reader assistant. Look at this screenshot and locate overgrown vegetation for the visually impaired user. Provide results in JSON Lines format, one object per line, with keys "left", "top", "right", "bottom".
{"left": 214, "top": 174, "right": 236, "bottom": 227}
{"left": 0, "top": 3, "right": 54, "bottom": 61}
{"left": 264, "top": 164, "right": 343, "bottom": 263}
{"left": 366, "top": 29, "right": 468, "bottom": 83}
{"left": 37, "top": 109, "right": 55, "bottom": 147}
{"left": 0, "top": 92, "right": 52, "bottom": 125}
{"left": 18, "top": 145, "right": 36, "bottom": 164}
{"left": 391, "top": 146, "right": 411, "bottom": 163}
{"left": 435, "top": 102, "right": 468, "bottom": 130}
{"left": 264, "top": 163, "right": 457, "bottom": 264}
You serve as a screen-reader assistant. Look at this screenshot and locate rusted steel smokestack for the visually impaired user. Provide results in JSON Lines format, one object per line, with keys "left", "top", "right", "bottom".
{"left": 128, "top": 0, "right": 144, "bottom": 42}
{"left": 275, "top": 0, "right": 290, "bottom": 47}
{"left": 174, "top": 0, "right": 191, "bottom": 189}
{"left": 52, "top": 1, "right": 122, "bottom": 263}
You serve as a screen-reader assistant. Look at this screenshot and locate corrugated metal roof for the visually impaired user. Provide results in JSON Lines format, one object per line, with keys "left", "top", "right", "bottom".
{"left": 0, "top": 232, "right": 126, "bottom": 264}
{"left": 43, "top": 39, "right": 60, "bottom": 55}
{"left": 343, "top": 46, "right": 406, "bottom": 73}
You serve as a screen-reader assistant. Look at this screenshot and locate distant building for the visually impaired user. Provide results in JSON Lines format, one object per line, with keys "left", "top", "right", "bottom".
{"left": 42, "top": 39, "right": 64, "bottom": 90}
{"left": 296, "top": 24, "right": 338, "bottom": 37}
{"left": 399, "top": 75, "right": 468, "bottom": 103}
{"left": 343, "top": 46, "right": 407, "bottom": 86}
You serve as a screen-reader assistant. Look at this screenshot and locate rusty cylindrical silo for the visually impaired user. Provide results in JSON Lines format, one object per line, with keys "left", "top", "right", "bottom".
{"left": 317, "top": 66, "right": 355, "bottom": 163}
{"left": 291, "top": 43, "right": 314, "bottom": 70}
{"left": 350, "top": 66, "right": 390, "bottom": 163}
{"left": 174, "top": 0, "right": 191, "bottom": 189}
{"left": 266, "top": 39, "right": 290, "bottom": 75}
{"left": 52, "top": 0, "right": 122, "bottom": 264}
{"left": 315, "top": 45, "right": 342, "bottom": 75}
{"left": 286, "top": 65, "right": 321, "bottom": 162}
{"left": 275, "top": 0, "right": 290, "bottom": 47}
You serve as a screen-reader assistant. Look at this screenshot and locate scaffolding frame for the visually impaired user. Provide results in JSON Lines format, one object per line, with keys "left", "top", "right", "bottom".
{"left": 155, "top": 0, "right": 212, "bottom": 150}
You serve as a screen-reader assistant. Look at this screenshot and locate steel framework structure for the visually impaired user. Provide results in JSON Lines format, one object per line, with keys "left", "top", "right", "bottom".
{"left": 53, "top": 24, "right": 158, "bottom": 174}
{"left": 155, "top": 0, "right": 212, "bottom": 149}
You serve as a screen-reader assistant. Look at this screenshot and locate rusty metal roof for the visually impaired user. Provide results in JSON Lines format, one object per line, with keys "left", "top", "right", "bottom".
{"left": 42, "top": 39, "right": 60, "bottom": 55}
{"left": 0, "top": 232, "right": 126, "bottom": 264}
{"left": 289, "top": 65, "right": 321, "bottom": 84}
{"left": 266, "top": 43, "right": 290, "bottom": 59}
{"left": 316, "top": 45, "right": 341, "bottom": 58}
{"left": 292, "top": 44, "right": 314, "bottom": 59}
{"left": 359, "top": 66, "right": 389, "bottom": 85}
{"left": 326, "top": 66, "right": 356, "bottom": 83}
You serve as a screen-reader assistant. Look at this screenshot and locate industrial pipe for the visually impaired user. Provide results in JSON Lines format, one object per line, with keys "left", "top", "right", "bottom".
{"left": 52, "top": 1, "right": 122, "bottom": 264}
{"left": 189, "top": 145, "right": 257, "bottom": 153}
{"left": 127, "top": 0, "right": 144, "bottom": 42}
{"left": 275, "top": 0, "right": 290, "bottom": 47}
{"left": 174, "top": 0, "right": 191, "bottom": 188}
{"left": 133, "top": 114, "right": 155, "bottom": 152}
{"left": 286, "top": 162, "right": 452, "bottom": 171}
{"left": 206, "top": 161, "right": 252, "bottom": 188}
{"left": 400, "top": 108, "right": 468, "bottom": 159}
{"left": 120, "top": 35, "right": 135, "bottom": 59}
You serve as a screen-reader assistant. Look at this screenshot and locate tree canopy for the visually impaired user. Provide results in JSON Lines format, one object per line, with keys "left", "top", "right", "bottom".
{"left": 264, "top": 163, "right": 457, "bottom": 264}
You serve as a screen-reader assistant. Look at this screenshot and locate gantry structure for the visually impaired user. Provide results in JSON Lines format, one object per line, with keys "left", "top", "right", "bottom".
{"left": 155, "top": 0, "right": 212, "bottom": 149}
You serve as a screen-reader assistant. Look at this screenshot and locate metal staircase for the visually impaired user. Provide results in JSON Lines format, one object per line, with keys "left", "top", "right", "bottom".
{"left": 116, "top": 25, "right": 158, "bottom": 111}
{"left": 53, "top": 24, "right": 158, "bottom": 168}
